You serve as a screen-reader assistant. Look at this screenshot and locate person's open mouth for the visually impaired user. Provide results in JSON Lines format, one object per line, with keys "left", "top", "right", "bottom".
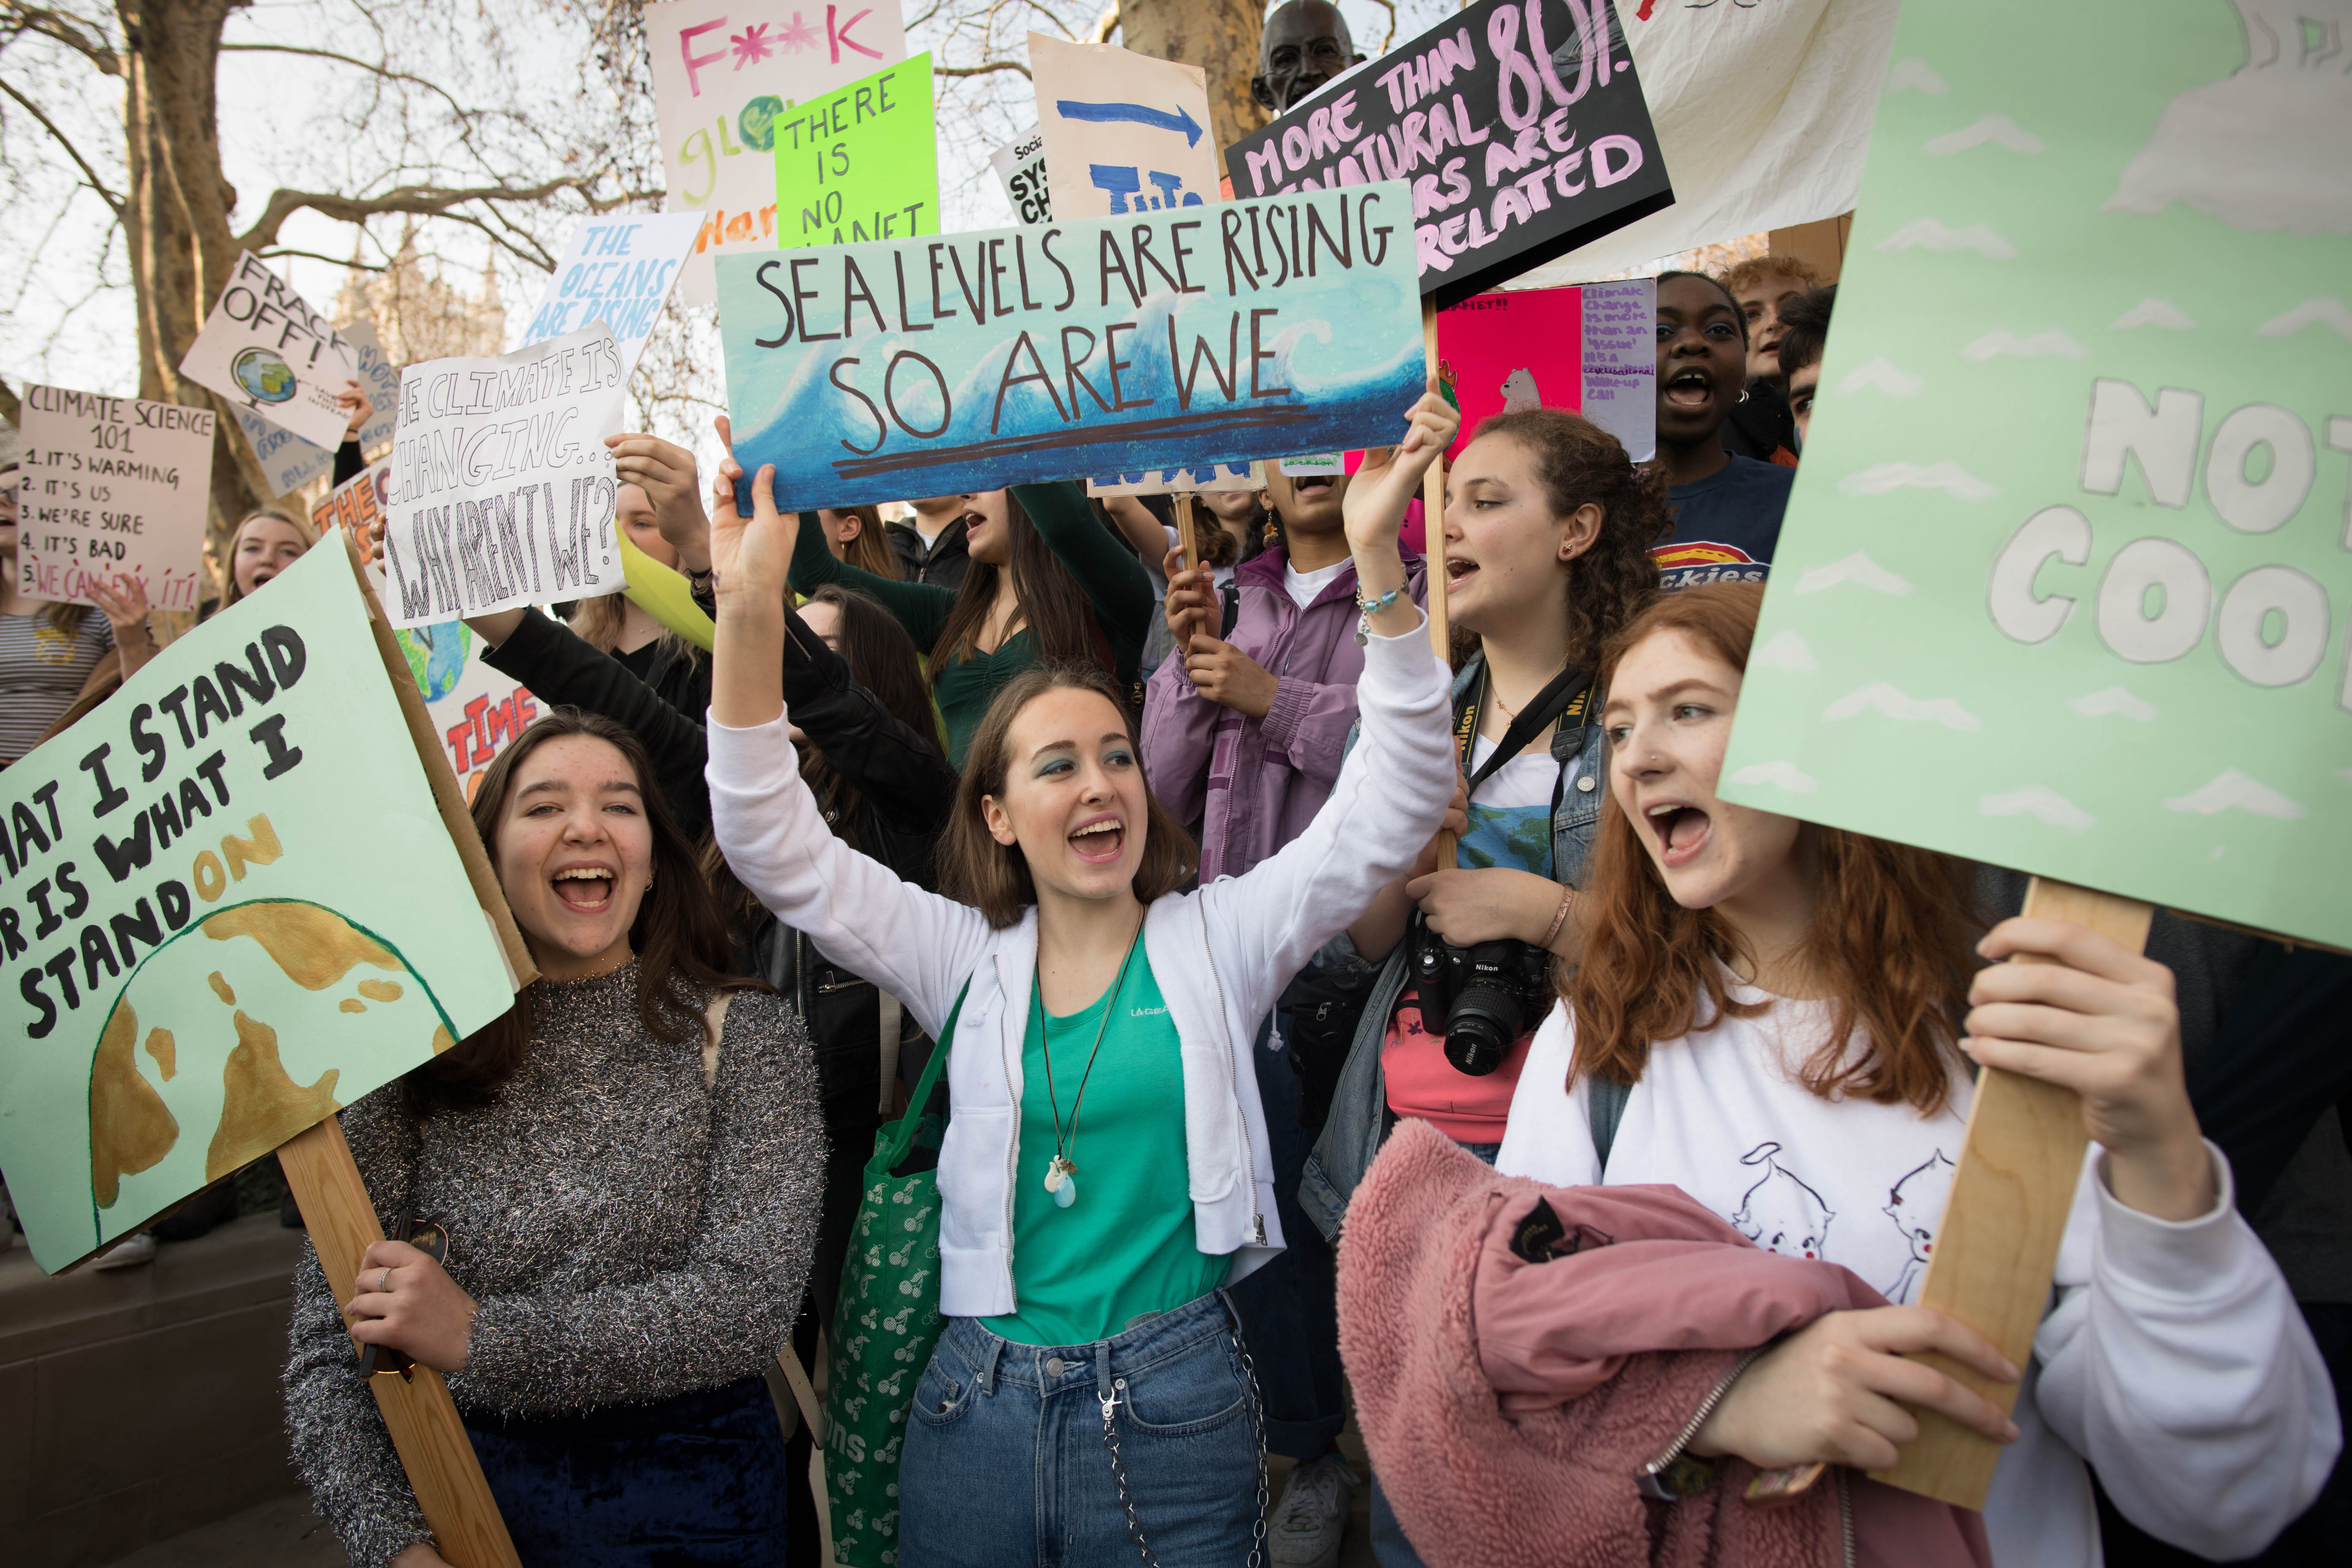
{"left": 1663, "top": 368, "right": 1716, "bottom": 411}
{"left": 1444, "top": 554, "right": 1478, "bottom": 591}
{"left": 1644, "top": 800, "right": 1713, "bottom": 869}
{"left": 1067, "top": 813, "right": 1126, "bottom": 865}
{"left": 1292, "top": 474, "right": 1337, "bottom": 500}
{"left": 551, "top": 863, "right": 618, "bottom": 912}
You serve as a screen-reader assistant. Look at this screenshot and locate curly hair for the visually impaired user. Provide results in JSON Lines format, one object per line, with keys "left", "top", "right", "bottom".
{"left": 1721, "top": 254, "right": 1823, "bottom": 296}
{"left": 1465, "top": 408, "right": 1674, "bottom": 673}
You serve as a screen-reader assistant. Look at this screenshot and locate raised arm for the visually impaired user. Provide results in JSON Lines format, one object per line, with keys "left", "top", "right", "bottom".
{"left": 1015, "top": 480, "right": 1157, "bottom": 670}
{"left": 707, "top": 456, "right": 990, "bottom": 1033}
{"left": 786, "top": 496, "right": 955, "bottom": 651}
{"left": 780, "top": 607, "right": 958, "bottom": 841}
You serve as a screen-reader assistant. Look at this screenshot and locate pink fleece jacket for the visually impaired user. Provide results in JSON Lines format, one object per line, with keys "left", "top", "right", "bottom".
{"left": 1337, "top": 1119, "right": 1990, "bottom": 1568}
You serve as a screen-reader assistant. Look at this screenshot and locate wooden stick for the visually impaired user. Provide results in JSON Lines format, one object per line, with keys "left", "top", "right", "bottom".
{"left": 1873, "top": 877, "right": 2154, "bottom": 1510}
{"left": 1173, "top": 492, "right": 1201, "bottom": 573}
{"left": 279, "top": 1118, "right": 523, "bottom": 1568}
{"left": 1421, "top": 298, "right": 1457, "bottom": 866}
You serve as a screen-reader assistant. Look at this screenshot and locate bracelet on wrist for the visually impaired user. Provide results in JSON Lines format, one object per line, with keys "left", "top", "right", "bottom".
{"left": 1540, "top": 883, "right": 1576, "bottom": 948}
{"left": 1353, "top": 583, "right": 1406, "bottom": 646}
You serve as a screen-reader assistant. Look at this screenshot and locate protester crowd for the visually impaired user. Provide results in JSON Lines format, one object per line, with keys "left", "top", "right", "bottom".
{"left": 3, "top": 8, "right": 2346, "bottom": 1568}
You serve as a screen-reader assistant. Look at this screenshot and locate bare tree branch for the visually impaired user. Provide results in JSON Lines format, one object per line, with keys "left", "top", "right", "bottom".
{"left": 256, "top": 245, "right": 389, "bottom": 272}
{"left": 1094, "top": 3, "right": 1121, "bottom": 43}
{"left": 217, "top": 42, "right": 479, "bottom": 128}
{"left": 0, "top": 74, "right": 123, "bottom": 212}
{"left": 235, "top": 174, "right": 647, "bottom": 256}
{"left": 0, "top": 3, "right": 122, "bottom": 76}
{"left": 935, "top": 59, "right": 1031, "bottom": 79}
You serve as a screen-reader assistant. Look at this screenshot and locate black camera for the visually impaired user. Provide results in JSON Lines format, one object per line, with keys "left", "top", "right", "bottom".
{"left": 1408, "top": 915, "right": 1555, "bottom": 1076}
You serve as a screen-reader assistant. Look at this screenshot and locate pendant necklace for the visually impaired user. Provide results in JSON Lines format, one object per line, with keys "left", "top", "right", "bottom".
{"left": 1033, "top": 914, "right": 1144, "bottom": 1211}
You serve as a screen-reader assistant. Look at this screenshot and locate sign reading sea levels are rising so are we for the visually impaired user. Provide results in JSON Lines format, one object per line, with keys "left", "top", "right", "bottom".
{"left": 715, "top": 184, "right": 1428, "bottom": 509}
{"left": 0, "top": 539, "right": 523, "bottom": 1273}
{"left": 1718, "top": 0, "right": 2352, "bottom": 954}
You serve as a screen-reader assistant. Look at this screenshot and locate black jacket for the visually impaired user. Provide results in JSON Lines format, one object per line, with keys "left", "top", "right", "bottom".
{"left": 886, "top": 515, "right": 972, "bottom": 591}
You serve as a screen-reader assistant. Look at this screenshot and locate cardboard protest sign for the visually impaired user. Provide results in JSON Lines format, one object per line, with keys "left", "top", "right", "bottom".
{"left": 236, "top": 322, "right": 401, "bottom": 500}
{"left": 520, "top": 212, "right": 703, "bottom": 378}
{"left": 773, "top": 53, "right": 938, "bottom": 249}
{"left": 16, "top": 385, "right": 214, "bottom": 614}
{"left": 378, "top": 324, "right": 630, "bottom": 631}
{"left": 178, "top": 252, "right": 363, "bottom": 450}
{"left": 1225, "top": 0, "right": 1671, "bottom": 308}
{"left": 1719, "top": 0, "right": 2352, "bottom": 955}
{"left": 310, "top": 455, "right": 394, "bottom": 542}
{"left": 1030, "top": 35, "right": 1219, "bottom": 221}
{"left": 645, "top": 0, "right": 909, "bottom": 305}
{"left": 1087, "top": 461, "right": 1261, "bottom": 498}
{"left": 1437, "top": 279, "right": 1655, "bottom": 461}
{"left": 1509, "top": 0, "right": 1900, "bottom": 290}
{"left": 715, "top": 185, "right": 1426, "bottom": 509}
{"left": 0, "top": 539, "right": 525, "bottom": 1272}
{"left": 991, "top": 125, "right": 1051, "bottom": 224}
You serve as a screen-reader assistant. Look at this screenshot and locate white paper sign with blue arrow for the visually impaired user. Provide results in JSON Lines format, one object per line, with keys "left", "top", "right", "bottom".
{"left": 1030, "top": 33, "right": 1221, "bottom": 222}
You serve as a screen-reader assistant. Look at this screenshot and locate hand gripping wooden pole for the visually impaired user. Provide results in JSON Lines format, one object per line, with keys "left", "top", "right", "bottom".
{"left": 1421, "top": 300, "right": 1458, "bottom": 866}
{"left": 1873, "top": 877, "right": 2154, "bottom": 1510}
{"left": 279, "top": 1117, "right": 524, "bottom": 1568}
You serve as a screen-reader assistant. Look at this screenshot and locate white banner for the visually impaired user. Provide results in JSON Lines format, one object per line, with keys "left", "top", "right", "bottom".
{"left": 1506, "top": 0, "right": 1899, "bottom": 286}
{"left": 990, "top": 124, "right": 1051, "bottom": 224}
{"left": 177, "top": 251, "right": 362, "bottom": 449}
{"left": 519, "top": 212, "right": 703, "bottom": 378}
{"left": 645, "top": 0, "right": 909, "bottom": 306}
{"left": 378, "top": 324, "right": 629, "bottom": 629}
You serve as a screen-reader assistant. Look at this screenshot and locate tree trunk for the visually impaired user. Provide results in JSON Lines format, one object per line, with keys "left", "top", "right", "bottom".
{"left": 120, "top": 0, "right": 269, "bottom": 558}
{"left": 1118, "top": 0, "right": 1267, "bottom": 163}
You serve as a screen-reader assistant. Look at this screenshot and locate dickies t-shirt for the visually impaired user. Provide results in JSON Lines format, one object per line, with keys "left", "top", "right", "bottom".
{"left": 1653, "top": 456, "right": 1794, "bottom": 591}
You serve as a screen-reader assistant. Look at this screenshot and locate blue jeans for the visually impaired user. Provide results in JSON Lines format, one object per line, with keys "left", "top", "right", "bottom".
{"left": 1223, "top": 1011, "right": 1350, "bottom": 1460}
{"left": 898, "top": 1292, "right": 1262, "bottom": 1567}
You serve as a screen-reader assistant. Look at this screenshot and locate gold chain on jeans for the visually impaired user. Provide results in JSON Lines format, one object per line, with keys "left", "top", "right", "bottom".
{"left": 1099, "top": 1333, "right": 1269, "bottom": 1568}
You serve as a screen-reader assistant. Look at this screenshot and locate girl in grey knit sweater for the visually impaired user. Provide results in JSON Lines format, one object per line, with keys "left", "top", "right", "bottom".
{"left": 282, "top": 710, "right": 824, "bottom": 1568}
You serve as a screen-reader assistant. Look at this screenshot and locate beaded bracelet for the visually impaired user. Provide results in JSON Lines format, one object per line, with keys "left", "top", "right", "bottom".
{"left": 1353, "top": 583, "right": 1405, "bottom": 645}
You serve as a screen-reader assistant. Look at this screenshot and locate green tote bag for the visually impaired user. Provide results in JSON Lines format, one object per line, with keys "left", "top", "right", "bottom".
{"left": 824, "top": 987, "right": 961, "bottom": 1568}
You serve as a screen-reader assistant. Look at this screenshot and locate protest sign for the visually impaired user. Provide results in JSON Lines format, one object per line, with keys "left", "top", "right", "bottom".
{"left": 1509, "top": 0, "right": 1900, "bottom": 289}
{"left": 773, "top": 53, "right": 938, "bottom": 248}
{"left": 1436, "top": 279, "right": 1655, "bottom": 460}
{"left": 0, "top": 538, "right": 525, "bottom": 1274}
{"left": 178, "top": 252, "right": 362, "bottom": 449}
{"left": 645, "top": 0, "right": 909, "bottom": 305}
{"left": 1087, "top": 461, "right": 1261, "bottom": 498}
{"left": 1030, "top": 35, "right": 1220, "bottom": 221}
{"left": 235, "top": 322, "right": 401, "bottom": 500}
{"left": 519, "top": 212, "right": 703, "bottom": 378}
{"left": 378, "top": 324, "right": 630, "bottom": 630}
{"left": 991, "top": 125, "right": 1051, "bottom": 224}
{"left": 715, "top": 184, "right": 1427, "bottom": 508}
{"left": 1715, "top": 0, "right": 2352, "bottom": 1505}
{"left": 1225, "top": 0, "right": 1671, "bottom": 308}
{"left": 310, "top": 455, "right": 394, "bottom": 541}
{"left": 17, "top": 384, "right": 214, "bottom": 614}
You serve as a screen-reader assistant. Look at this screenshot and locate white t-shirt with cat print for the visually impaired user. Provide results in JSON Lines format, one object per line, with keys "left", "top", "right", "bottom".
{"left": 1496, "top": 983, "right": 2336, "bottom": 1568}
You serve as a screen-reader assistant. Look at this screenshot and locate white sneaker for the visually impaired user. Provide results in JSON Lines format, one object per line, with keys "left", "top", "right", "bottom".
{"left": 91, "top": 1231, "right": 157, "bottom": 1270}
{"left": 1268, "top": 1452, "right": 1358, "bottom": 1568}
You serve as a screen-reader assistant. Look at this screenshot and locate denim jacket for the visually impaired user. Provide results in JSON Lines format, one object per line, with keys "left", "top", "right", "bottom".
{"left": 1297, "top": 653, "right": 1608, "bottom": 1242}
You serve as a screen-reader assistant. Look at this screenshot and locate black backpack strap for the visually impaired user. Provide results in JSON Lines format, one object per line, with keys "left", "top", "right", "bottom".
{"left": 1587, "top": 1075, "right": 1631, "bottom": 1173}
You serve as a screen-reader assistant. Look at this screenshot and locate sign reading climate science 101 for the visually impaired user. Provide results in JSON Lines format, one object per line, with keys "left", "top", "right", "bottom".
{"left": 1225, "top": 0, "right": 1671, "bottom": 308}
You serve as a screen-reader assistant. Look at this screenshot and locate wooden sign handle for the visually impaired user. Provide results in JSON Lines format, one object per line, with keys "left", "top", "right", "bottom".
{"left": 1873, "top": 877, "right": 2154, "bottom": 1510}
{"left": 1173, "top": 492, "right": 1201, "bottom": 574}
{"left": 278, "top": 1117, "right": 523, "bottom": 1568}
{"left": 1420, "top": 299, "right": 1458, "bottom": 867}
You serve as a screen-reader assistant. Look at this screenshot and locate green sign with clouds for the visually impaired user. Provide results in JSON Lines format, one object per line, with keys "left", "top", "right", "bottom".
{"left": 1719, "top": 0, "right": 2352, "bottom": 951}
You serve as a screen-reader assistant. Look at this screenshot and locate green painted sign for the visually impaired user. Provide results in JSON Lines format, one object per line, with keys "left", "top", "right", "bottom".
{"left": 0, "top": 542, "right": 521, "bottom": 1272}
{"left": 1719, "top": 0, "right": 2352, "bottom": 952}
{"left": 773, "top": 53, "right": 938, "bottom": 250}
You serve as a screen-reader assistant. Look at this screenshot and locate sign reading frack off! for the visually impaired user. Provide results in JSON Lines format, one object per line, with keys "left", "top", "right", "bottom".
{"left": 0, "top": 539, "right": 526, "bottom": 1273}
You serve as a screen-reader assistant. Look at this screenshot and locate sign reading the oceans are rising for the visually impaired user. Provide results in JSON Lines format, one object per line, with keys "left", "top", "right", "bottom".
{"left": 1718, "top": 0, "right": 2352, "bottom": 953}
{"left": 1225, "top": 0, "right": 1671, "bottom": 308}
{"left": 716, "top": 184, "right": 1427, "bottom": 508}
{"left": 0, "top": 540, "right": 523, "bottom": 1272}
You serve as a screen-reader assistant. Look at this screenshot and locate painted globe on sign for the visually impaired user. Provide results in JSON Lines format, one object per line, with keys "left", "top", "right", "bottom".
{"left": 739, "top": 95, "right": 784, "bottom": 152}
{"left": 231, "top": 346, "right": 297, "bottom": 404}
{"left": 395, "top": 621, "right": 471, "bottom": 704}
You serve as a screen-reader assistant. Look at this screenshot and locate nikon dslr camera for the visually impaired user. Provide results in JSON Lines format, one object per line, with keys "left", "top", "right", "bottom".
{"left": 1408, "top": 913, "right": 1554, "bottom": 1076}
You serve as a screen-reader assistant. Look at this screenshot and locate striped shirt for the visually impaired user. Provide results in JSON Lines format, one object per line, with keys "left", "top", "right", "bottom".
{"left": 0, "top": 607, "right": 114, "bottom": 762}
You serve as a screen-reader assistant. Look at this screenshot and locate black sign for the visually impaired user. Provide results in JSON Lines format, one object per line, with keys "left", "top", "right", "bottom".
{"left": 1225, "top": 0, "right": 1670, "bottom": 309}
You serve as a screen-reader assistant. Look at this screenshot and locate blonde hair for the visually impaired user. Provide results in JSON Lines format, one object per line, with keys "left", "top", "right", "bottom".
{"left": 218, "top": 508, "right": 318, "bottom": 611}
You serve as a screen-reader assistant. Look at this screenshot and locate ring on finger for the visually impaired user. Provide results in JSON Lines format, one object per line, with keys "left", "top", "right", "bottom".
{"left": 379, "top": 1266, "right": 394, "bottom": 1293}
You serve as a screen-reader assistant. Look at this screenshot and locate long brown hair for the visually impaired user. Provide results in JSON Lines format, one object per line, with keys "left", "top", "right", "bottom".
{"left": 1465, "top": 408, "right": 1672, "bottom": 674}
{"left": 405, "top": 708, "right": 754, "bottom": 1116}
{"left": 1565, "top": 584, "right": 1980, "bottom": 1113}
{"left": 938, "top": 663, "right": 1196, "bottom": 927}
{"left": 928, "top": 493, "right": 1105, "bottom": 677}
{"left": 800, "top": 583, "right": 939, "bottom": 847}
{"left": 833, "top": 506, "right": 901, "bottom": 580}
{"left": 217, "top": 508, "right": 318, "bottom": 612}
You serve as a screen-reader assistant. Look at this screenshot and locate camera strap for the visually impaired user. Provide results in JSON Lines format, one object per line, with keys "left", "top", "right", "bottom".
{"left": 1456, "top": 662, "right": 1595, "bottom": 797}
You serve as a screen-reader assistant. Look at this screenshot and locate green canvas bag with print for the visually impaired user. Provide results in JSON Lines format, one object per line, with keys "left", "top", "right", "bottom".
{"left": 824, "top": 987, "right": 961, "bottom": 1568}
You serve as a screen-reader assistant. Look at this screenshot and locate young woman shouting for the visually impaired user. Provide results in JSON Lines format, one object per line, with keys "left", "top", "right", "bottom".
{"left": 1494, "top": 584, "right": 2336, "bottom": 1568}
{"left": 703, "top": 388, "right": 1460, "bottom": 1564}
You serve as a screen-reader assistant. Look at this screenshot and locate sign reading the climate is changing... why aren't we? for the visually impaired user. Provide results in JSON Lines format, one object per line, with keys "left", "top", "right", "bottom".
{"left": 1718, "top": 0, "right": 2352, "bottom": 953}
{"left": 715, "top": 184, "right": 1428, "bottom": 510}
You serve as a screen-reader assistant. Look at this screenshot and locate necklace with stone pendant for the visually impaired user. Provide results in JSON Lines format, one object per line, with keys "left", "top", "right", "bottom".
{"left": 1034, "top": 915, "right": 1144, "bottom": 1211}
